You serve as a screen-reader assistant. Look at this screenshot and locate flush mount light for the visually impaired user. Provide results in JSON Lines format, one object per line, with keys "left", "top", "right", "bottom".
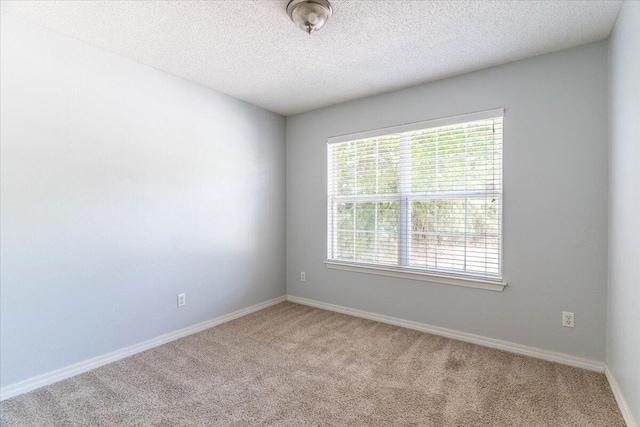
{"left": 287, "top": 0, "right": 333, "bottom": 34}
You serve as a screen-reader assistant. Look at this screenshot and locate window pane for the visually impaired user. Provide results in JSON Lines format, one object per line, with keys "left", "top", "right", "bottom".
{"left": 437, "top": 156, "right": 466, "bottom": 192}
{"left": 466, "top": 236, "right": 500, "bottom": 275}
{"left": 435, "top": 235, "right": 466, "bottom": 271}
{"left": 331, "top": 142, "right": 356, "bottom": 196}
{"left": 410, "top": 130, "right": 436, "bottom": 193}
{"left": 468, "top": 198, "right": 500, "bottom": 237}
{"left": 377, "top": 201, "right": 399, "bottom": 265}
{"left": 355, "top": 202, "right": 376, "bottom": 231}
{"left": 335, "top": 230, "right": 354, "bottom": 260}
{"left": 378, "top": 201, "right": 399, "bottom": 232}
{"left": 435, "top": 199, "right": 465, "bottom": 234}
{"left": 331, "top": 201, "right": 399, "bottom": 264}
{"left": 411, "top": 200, "right": 435, "bottom": 233}
{"left": 336, "top": 202, "right": 354, "bottom": 231}
{"left": 354, "top": 231, "right": 376, "bottom": 262}
{"left": 408, "top": 234, "right": 436, "bottom": 269}
{"left": 356, "top": 140, "right": 377, "bottom": 195}
{"left": 377, "top": 232, "right": 398, "bottom": 265}
{"left": 378, "top": 137, "right": 400, "bottom": 194}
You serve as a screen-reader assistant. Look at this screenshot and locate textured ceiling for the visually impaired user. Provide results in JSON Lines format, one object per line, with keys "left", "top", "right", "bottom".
{"left": 1, "top": 1, "right": 623, "bottom": 116}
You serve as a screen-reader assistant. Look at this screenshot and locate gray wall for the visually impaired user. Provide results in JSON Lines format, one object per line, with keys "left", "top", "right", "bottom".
{"left": 286, "top": 42, "right": 609, "bottom": 361}
{"left": 608, "top": 0, "right": 640, "bottom": 420}
{"left": 0, "top": 14, "right": 286, "bottom": 388}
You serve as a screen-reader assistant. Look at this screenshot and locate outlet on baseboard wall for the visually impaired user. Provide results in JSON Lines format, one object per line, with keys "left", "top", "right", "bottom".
{"left": 301, "top": 272, "right": 306, "bottom": 282}
{"left": 177, "top": 293, "right": 186, "bottom": 307}
{"left": 562, "top": 311, "right": 574, "bottom": 328}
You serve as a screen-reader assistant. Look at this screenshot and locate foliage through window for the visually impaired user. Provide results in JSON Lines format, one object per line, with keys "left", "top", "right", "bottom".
{"left": 327, "top": 110, "right": 503, "bottom": 280}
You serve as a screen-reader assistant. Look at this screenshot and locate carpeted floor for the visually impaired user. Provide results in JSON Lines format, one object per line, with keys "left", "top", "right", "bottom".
{"left": 0, "top": 302, "right": 625, "bottom": 426}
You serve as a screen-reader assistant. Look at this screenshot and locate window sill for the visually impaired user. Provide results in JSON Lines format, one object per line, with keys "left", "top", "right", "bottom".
{"left": 324, "top": 261, "right": 507, "bottom": 292}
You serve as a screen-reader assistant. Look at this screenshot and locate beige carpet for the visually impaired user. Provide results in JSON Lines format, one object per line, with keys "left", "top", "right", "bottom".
{"left": 0, "top": 302, "right": 624, "bottom": 426}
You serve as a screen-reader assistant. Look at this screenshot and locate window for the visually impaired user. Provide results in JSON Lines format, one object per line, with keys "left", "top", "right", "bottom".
{"left": 327, "top": 109, "right": 504, "bottom": 290}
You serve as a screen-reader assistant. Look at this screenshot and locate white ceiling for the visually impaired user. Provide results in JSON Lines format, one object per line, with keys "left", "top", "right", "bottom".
{"left": 1, "top": 1, "right": 622, "bottom": 116}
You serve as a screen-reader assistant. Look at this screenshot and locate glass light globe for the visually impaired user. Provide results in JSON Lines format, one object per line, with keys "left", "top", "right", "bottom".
{"left": 287, "top": 0, "right": 333, "bottom": 34}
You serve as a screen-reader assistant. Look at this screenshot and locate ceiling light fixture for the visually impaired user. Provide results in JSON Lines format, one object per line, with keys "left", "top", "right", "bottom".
{"left": 287, "top": 0, "right": 333, "bottom": 35}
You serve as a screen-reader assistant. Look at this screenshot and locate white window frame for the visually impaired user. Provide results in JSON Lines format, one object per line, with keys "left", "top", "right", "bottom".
{"left": 325, "top": 109, "right": 507, "bottom": 292}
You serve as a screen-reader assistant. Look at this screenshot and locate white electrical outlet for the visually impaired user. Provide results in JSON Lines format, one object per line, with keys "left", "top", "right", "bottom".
{"left": 563, "top": 311, "right": 574, "bottom": 328}
{"left": 178, "top": 293, "right": 186, "bottom": 307}
{"left": 301, "top": 272, "right": 306, "bottom": 281}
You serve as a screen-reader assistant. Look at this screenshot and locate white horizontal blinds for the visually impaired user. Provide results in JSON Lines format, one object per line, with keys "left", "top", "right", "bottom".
{"left": 328, "top": 112, "right": 503, "bottom": 280}
{"left": 328, "top": 134, "right": 401, "bottom": 266}
{"left": 406, "top": 117, "right": 503, "bottom": 278}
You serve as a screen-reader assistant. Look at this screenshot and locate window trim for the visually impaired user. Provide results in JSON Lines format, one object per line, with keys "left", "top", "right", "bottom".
{"left": 326, "top": 108, "right": 506, "bottom": 291}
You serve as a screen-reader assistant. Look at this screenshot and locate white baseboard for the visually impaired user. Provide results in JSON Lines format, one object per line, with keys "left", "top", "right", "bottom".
{"left": 606, "top": 365, "right": 638, "bottom": 427}
{"left": 0, "top": 295, "right": 287, "bottom": 401}
{"left": 287, "top": 295, "right": 605, "bottom": 373}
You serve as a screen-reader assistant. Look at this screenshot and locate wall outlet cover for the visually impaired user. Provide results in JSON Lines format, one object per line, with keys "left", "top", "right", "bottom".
{"left": 563, "top": 311, "right": 574, "bottom": 328}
